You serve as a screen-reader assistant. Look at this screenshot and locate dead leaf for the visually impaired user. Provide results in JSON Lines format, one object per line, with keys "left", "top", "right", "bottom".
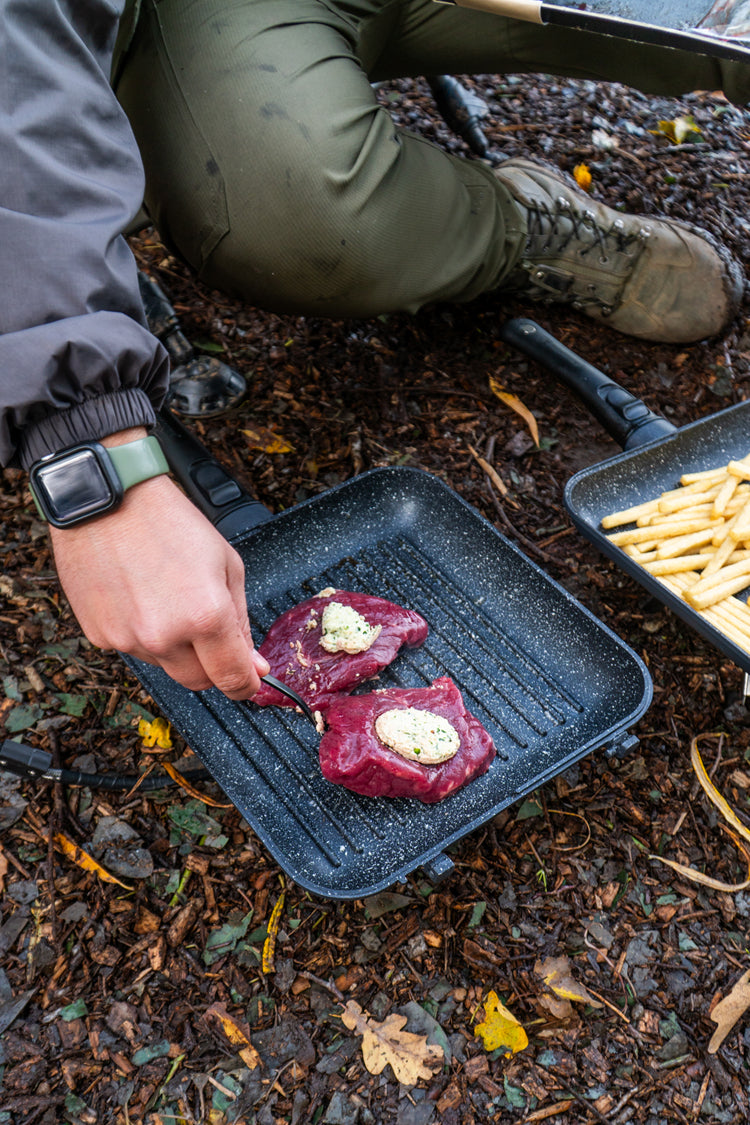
{"left": 242, "top": 426, "right": 294, "bottom": 454}
{"left": 474, "top": 990, "right": 528, "bottom": 1055}
{"left": 536, "top": 993, "right": 576, "bottom": 1022}
{"left": 573, "top": 163, "right": 592, "bottom": 191}
{"left": 340, "top": 999, "right": 443, "bottom": 1084}
{"left": 535, "top": 955, "right": 603, "bottom": 1008}
{"left": 160, "top": 761, "right": 233, "bottom": 808}
{"left": 708, "top": 969, "right": 750, "bottom": 1053}
{"left": 651, "top": 114, "right": 701, "bottom": 144}
{"left": 467, "top": 444, "right": 508, "bottom": 496}
{"left": 488, "top": 376, "right": 539, "bottom": 447}
{"left": 0, "top": 848, "right": 8, "bottom": 894}
{"left": 54, "top": 833, "right": 132, "bottom": 890}
{"left": 650, "top": 734, "right": 750, "bottom": 893}
{"left": 261, "top": 892, "right": 285, "bottom": 974}
{"left": 138, "top": 716, "right": 173, "bottom": 749}
{"left": 204, "top": 1002, "right": 262, "bottom": 1070}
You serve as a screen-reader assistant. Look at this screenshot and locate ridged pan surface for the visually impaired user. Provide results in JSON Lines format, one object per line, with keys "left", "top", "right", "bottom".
{"left": 565, "top": 399, "right": 750, "bottom": 672}
{"left": 125, "top": 466, "right": 651, "bottom": 899}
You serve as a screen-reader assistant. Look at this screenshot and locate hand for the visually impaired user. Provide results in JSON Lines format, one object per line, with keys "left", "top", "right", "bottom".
{"left": 49, "top": 470, "right": 270, "bottom": 698}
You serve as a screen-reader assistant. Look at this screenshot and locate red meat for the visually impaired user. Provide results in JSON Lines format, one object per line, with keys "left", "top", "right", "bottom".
{"left": 319, "top": 677, "right": 495, "bottom": 802}
{"left": 253, "top": 589, "right": 428, "bottom": 711}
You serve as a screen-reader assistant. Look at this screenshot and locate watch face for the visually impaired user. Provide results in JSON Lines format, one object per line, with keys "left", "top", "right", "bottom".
{"left": 32, "top": 447, "right": 119, "bottom": 526}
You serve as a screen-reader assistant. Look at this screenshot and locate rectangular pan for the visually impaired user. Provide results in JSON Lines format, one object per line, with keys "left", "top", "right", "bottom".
{"left": 500, "top": 318, "right": 750, "bottom": 674}
{"left": 123, "top": 412, "right": 651, "bottom": 900}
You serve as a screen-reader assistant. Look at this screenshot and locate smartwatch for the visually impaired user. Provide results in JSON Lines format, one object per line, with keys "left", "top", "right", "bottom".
{"left": 29, "top": 436, "right": 170, "bottom": 529}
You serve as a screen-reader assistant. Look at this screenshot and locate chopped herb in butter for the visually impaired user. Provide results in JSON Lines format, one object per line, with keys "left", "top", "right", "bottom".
{"left": 374, "top": 708, "right": 459, "bottom": 765}
{"left": 319, "top": 601, "right": 382, "bottom": 654}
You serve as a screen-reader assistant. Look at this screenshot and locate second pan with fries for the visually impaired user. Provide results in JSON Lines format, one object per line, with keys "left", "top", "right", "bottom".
{"left": 500, "top": 318, "right": 750, "bottom": 673}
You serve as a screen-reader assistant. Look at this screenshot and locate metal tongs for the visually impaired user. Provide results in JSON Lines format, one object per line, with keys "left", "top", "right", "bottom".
{"left": 261, "top": 674, "right": 319, "bottom": 728}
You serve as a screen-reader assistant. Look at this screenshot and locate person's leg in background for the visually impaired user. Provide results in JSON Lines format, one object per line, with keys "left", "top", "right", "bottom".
{"left": 115, "top": 0, "right": 748, "bottom": 341}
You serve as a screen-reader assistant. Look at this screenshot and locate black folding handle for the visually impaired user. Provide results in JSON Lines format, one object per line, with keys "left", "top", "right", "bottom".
{"left": 499, "top": 318, "right": 678, "bottom": 451}
{"left": 155, "top": 408, "right": 273, "bottom": 538}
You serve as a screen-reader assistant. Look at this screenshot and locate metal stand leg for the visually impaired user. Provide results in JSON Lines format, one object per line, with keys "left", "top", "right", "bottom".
{"left": 137, "top": 272, "right": 247, "bottom": 417}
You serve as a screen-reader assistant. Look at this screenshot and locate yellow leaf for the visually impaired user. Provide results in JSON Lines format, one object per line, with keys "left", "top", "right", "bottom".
{"left": 341, "top": 1000, "right": 444, "bottom": 1084}
{"left": 160, "top": 761, "right": 233, "bottom": 808}
{"left": 708, "top": 969, "right": 750, "bottom": 1054}
{"left": 138, "top": 716, "right": 173, "bottom": 749}
{"left": 535, "top": 955, "right": 603, "bottom": 1008}
{"left": 261, "top": 892, "right": 285, "bottom": 974}
{"left": 651, "top": 115, "right": 701, "bottom": 144}
{"left": 474, "top": 990, "right": 528, "bottom": 1055}
{"left": 204, "top": 1002, "right": 262, "bottom": 1069}
{"left": 242, "top": 426, "right": 294, "bottom": 454}
{"left": 54, "top": 833, "right": 132, "bottom": 889}
{"left": 488, "top": 376, "right": 540, "bottom": 447}
{"left": 573, "top": 163, "right": 592, "bottom": 191}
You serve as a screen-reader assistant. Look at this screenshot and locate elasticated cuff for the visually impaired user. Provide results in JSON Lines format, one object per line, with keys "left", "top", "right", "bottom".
{"left": 18, "top": 387, "right": 157, "bottom": 470}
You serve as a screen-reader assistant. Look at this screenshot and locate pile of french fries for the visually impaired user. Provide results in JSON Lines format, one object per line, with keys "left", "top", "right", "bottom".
{"left": 601, "top": 455, "right": 750, "bottom": 653}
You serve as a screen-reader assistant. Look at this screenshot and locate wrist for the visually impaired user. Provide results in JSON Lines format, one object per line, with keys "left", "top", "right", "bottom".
{"left": 29, "top": 432, "right": 169, "bottom": 529}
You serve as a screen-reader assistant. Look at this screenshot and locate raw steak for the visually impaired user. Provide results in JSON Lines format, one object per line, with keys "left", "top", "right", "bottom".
{"left": 253, "top": 589, "right": 428, "bottom": 711}
{"left": 319, "top": 677, "right": 496, "bottom": 802}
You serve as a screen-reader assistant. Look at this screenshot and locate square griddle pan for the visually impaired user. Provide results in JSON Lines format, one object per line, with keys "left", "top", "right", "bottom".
{"left": 500, "top": 318, "right": 750, "bottom": 674}
{"left": 122, "top": 408, "right": 651, "bottom": 900}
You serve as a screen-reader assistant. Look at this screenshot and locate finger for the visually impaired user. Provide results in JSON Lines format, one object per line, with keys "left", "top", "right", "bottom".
{"left": 127, "top": 642, "right": 215, "bottom": 693}
{"left": 225, "top": 549, "right": 270, "bottom": 683}
{"left": 186, "top": 589, "right": 266, "bottom": 698}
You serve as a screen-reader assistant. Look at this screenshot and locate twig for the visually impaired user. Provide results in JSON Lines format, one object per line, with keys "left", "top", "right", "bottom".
{"left": 487, "top": 487, "right": 554, "bottom": 565}
{"left": 297, "top": 970, "right": 345, "bottom": 1002}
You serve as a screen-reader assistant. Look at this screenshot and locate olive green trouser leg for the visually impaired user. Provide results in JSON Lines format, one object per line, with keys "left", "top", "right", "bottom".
{"left": 115, "top": 0, "right": 749, "bottom": 317}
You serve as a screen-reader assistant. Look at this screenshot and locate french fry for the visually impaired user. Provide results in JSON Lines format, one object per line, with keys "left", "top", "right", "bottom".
{"left": 657, "top": 487, "right": 721, "bottom": 515}
{"left": 608, "top": 518, "right": 716, "bottom": 547}
{"left": 601, "top": 499, "right": 661, "bottom": 529}
{"left": 680, "top": 467, "right": 731, "bottom": 486}
{"left": 729, "top": 496, "right": 750, "bottom": 543}
{"left": 642, "top": 554, "right": 719, "bottom": 576}
{"left": 655, "top": 527, "right": 719, "bottom": 559}
{"left": 727, "top": 458, "right": 750, "bottom": 479}
{"left": 686, "top": 572, "right": 750, "bottom": 611}
{"left": 712, "top": 473, "right": 740, "bottom": 517}
{"left": 690, "top": 555, "right": 750, "bottom": 593}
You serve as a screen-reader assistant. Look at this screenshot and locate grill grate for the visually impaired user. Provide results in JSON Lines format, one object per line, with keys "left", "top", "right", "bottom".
{"left": 125, "top": 466, "right": 651, "bottom": 898}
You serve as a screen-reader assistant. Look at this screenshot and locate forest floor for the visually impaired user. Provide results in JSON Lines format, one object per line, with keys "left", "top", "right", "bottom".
{"left": 1, "top": 69, "right": 750, "bottom": 1125}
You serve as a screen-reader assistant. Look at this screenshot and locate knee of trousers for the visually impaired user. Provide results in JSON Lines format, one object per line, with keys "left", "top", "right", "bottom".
{"left": 194, "top": 186, "right": 416, "bottom": 319}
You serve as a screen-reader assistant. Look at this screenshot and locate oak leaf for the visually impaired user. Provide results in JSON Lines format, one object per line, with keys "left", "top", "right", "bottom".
{"left": 708, "top": 969, "right": 750, "bottom": 1054}
{"left": 340, "top": 1000, "right": 443, "bottom": 1084}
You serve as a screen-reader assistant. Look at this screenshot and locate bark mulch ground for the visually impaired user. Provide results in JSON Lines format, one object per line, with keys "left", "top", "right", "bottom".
{"left": 1, "top": 72, "right": 750, "bottom": 1125}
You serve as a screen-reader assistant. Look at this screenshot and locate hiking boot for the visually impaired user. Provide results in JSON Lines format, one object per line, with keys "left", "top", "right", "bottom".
{"left": 495, "top": 158, "right": 744, "bottom": 343}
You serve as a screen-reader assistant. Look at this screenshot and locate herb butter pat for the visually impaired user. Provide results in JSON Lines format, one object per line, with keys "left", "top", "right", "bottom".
{"left": 374, "top": 707, "right": 460, "bottom": 765}
{"left": 319, "top": 601, "right": 382, "bottom": 654}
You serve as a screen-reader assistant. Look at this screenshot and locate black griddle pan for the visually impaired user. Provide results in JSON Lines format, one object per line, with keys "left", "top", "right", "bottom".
{"left": 500, "top": 317, "right": 750, "bottom": 673}
{"left": 122, "top": 408, "right": 651, "bottom": 900}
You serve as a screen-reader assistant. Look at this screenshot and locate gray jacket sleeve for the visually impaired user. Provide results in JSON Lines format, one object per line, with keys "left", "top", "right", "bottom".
{"left": 0, "top": 0, "right": 170, "bottom": 471}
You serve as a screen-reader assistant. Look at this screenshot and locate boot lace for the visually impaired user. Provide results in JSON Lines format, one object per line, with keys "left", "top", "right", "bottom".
{"left": 521, "top": 197, "right": 651, "bottom": 312}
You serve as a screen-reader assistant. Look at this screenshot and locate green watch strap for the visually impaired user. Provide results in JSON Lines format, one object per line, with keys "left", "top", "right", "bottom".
{"left": 107, "top": 435, "right": 170, "bottom": 490}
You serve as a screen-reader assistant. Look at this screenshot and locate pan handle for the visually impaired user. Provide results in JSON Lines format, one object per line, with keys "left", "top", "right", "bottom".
{"left": 499, "top": 318, "right": 678, "bottom": 450}
{"left": 154, "top": 407, "right": 273, "bottom": 538}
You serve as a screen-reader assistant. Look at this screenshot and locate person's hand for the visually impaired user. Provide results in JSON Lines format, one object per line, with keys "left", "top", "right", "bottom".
{"left": 49, "top": 464, "right": 270, "bottom": 698}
